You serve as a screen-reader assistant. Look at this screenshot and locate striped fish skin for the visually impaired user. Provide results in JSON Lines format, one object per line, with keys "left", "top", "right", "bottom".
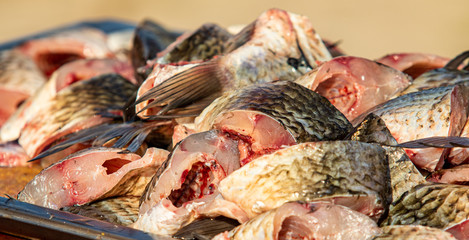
{"left": 399, "top": 68, "right": 469, "bottom": 96}
{"left": 218, "top": 141, "right": 390, "bottom": 221}
{"left": 352, "top": 85, "right": 469, "bottom": 172}
{"left": 372, "top": 225, "right": 457, "bottom": 240}
{"left": 213, "top": 201, "right": 381, "bottom": 240}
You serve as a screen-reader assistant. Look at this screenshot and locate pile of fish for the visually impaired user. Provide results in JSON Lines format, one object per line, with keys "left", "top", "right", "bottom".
{"left": 2, "top": 7, "right": 469, "bottom": 239}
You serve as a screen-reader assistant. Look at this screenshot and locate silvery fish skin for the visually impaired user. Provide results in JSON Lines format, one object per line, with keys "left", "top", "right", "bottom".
{"left": 134, "top": 130, "right": 245, "bottom": 235}
{"left": 1, "top": 58, "right": 135, "bottom": 143}
{"left": 295, "top": 56, "right": 412, "bottom": 121}
{"left": 17, "top": 27, "right": 114, "bottom": 76}
{"left": 376, "top": 52, "right": 450, "bottom": 79}
{"left": 18, "top": 73, "right": 137, "bottom": 162}
{"left": 195, "top": 81, "right": 353, "bottom": 142}
{"left": 383, "top": 183, "right": 469, "bottom": 239}
{"left": 218, "top": 141, "right": 390, "bottom": 221}
{"left": 349, "top": 114, "right": 426, "bottom": 202}
{"left": 372, "top": 225, "right": 457, "bottom": 240}
{"left": 213, "top": 201, "right": 381, "bottom": 240}
{"left": 156, "top": 23, "right": 232, "bottom": 64}
{"left": 133, "top": 8, "right": 332, "bottom": 118}
{"left": 63, "top": 195, "right": 140, "bottom": 226}
{"left": 0, "top": 50, "right": 46, "bottom": 127}
{"left": 18, "top": 147, "right": 168, "bottom": 210}
{"left": 352, "top": 85, "right": 469, "bottom": 172}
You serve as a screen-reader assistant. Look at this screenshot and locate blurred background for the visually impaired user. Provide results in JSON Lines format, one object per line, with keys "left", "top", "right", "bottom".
{"left": 0, "top": 0, "right": 467, "bottom": 59}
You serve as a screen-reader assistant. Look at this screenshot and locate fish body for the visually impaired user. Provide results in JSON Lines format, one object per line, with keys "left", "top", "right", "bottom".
{"left": 213, "top": 201, "right": 381, "bottom": 240}
{"left": 376, "top": 53, "right": 450, "bottom": 79}
{"left": 295, "top": 56, "right": 412, "bottom": 121}
{"left": 18, "top": 147, "right": 168, "bottom": 210}
{"left": 1, "top": 58, "right": 136, "bottom": 143}
{"left": 18, "top": 74, "right": 137, "bottom": 162}
{"left": 218, "top": 141, "right": 390, "bottom": 221}
{"left": 353, "top": 85, "right": 469, "bottom": 172}
{"left": 0, "top": 50, "right": 46, "bottom": 127}
{"left": 133, "top": 8, "right": 332, "bottom": 118}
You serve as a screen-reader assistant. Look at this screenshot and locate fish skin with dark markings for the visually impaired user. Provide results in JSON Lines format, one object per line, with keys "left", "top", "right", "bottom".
{"left": 383, "top": 183, "right": 469, "bottom": 238}
{"left": 156, "top": 23, "right": 232, "bottom": 64}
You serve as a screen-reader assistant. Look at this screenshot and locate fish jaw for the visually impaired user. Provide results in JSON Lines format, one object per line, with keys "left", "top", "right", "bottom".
{"left": 296, "top": 56, "right": 412, "bottom": 121}
{"left": 136, "top": 130, "right": 240, "bottom": 234}
{"left": 376, "top": 52, "right": 451, "bottom": 79}
{"left": 18, "top": 147, "right": 168, "bottom": 209}
{"left": 218, "top": 141, "right": 390, "bottom": 220}
{"left": 214, "top": 201, "right": 381, "bottom": 240}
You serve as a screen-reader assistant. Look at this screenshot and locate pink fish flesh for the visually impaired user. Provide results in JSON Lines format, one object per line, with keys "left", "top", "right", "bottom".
{"left": 17, "top": 147, "right": 168, "bottom": 209}
{"left": 295, "top": 56, "right": 412, "bottom": 121}
{"left": 0, "top": 142, "right": 30, "bottom": 167}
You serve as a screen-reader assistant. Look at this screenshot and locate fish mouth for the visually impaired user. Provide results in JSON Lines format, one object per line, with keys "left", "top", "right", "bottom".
{"left": 36, "top": 52, "right": 83, "bottom": 76}
{"left": 315, "top": 74, "right": 359, "bottom": 116}
{"left": 102, "top": 158, "right": 132, "bottom": 175}
{"left": 278, "top": 216, "right": 314, "bottom": 240}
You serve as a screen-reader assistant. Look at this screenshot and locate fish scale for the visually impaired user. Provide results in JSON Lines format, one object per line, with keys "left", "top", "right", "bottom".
{"left": 384, "top": 183, "right": 469, "bottom": 230}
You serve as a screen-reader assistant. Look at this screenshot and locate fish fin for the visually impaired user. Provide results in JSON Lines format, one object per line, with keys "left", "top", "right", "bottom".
{"left": 173, "top": 217, "right": 239, "bottom": 240}
{"left": 134, "top": 60, "right": 224, "bottom": 117}
{"left": 444, "top": 50, "right": 469, "bottom": 70}
{"left": 143, "top": 95, "right": 219, "bottom": 120}
{"left": 224, "top": 21, "right": 255, "bottom": 53}
{"left": 122, "top": 90, "right": 139, "bottom": 122}
{"left": 396, "top": 136, "right": 469, "bottom": 148}
{"left": 29, "top": 124, "right": 118, "bottom": 162}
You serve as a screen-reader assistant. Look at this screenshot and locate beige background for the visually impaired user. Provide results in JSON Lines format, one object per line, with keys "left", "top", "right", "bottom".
{"left": 0, "top": 0, "right": 467, "bottom": 59}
